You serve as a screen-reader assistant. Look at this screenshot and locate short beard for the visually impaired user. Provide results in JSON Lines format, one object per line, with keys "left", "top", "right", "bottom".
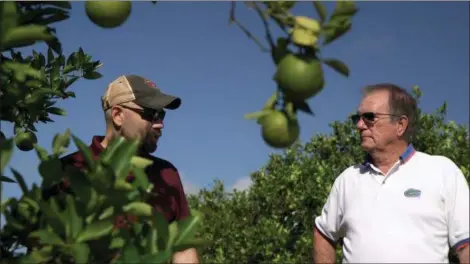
{"left": 109, "top": 122, "right": 158, "bottom": 156}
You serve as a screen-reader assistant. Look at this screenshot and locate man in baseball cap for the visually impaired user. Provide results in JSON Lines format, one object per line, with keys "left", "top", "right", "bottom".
{"left": 101, "top": 74, "right": 181, "bottom": 153}
{"left": 58, "top": 74, "right": 200, "bottom": 263}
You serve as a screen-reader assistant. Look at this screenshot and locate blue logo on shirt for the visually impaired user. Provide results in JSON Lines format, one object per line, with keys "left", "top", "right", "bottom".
{"left": 404, "top": 188, "right": 421, "bottom": 198}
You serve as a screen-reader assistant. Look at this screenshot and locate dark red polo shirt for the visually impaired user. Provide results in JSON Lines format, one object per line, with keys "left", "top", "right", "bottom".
{"left": 59, "top": 136, "right": 190, "bottom": 223}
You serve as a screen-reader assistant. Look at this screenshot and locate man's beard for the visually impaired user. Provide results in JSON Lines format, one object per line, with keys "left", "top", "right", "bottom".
{"left": 120, "top": 126, "right": 160, "bottom": 155}
{"left": 140, "top": 129, "right": 160, "bottom": 154}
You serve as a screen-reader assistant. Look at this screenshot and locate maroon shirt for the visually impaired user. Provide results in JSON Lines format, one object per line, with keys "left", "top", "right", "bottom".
{"left": 59, "top": 136, "right": 190, "bottom": 223}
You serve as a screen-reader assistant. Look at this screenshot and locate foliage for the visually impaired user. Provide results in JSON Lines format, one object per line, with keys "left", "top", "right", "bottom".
{"left": 1, "top": 1, "right": 203, "bottom": 263}
{"left": 189, "top": 88, "right": 469, "bottom": 263}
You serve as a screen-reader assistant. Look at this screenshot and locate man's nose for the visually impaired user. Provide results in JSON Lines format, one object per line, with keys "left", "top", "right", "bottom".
{"left": 152, "top": 120, "right": 164, "bottom": 130}
{"left": 356, "top": 118, "right": 366, "bottom": 130}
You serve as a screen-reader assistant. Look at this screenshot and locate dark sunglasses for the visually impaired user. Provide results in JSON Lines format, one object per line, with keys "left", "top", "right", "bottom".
{"left": 350, "top": 112, "right": 401, "bottom": 124}
{"left": 120, "top": 105, "right": 166, "bottom": 122}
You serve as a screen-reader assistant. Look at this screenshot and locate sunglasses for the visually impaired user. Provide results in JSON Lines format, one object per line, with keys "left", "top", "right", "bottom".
{"left": 120, "top": 105, "right": 166, "bottom": 122}
{"left": 350, "top": 112, "right": 401, "bottom": 124}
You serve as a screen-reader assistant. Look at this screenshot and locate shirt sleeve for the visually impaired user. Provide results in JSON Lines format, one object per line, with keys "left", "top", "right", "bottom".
{"left": 173, "top": 170, "right": 191, "bottom": 221}
{"left": 314, "top": 176, "right": 344, "bottom": 243}
{"left": 444, "top": 160, "right": 470, "bottom": 250}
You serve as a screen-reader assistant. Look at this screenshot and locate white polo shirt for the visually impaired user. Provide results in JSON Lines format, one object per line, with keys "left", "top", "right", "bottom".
{"left": 315, "top": 145, "right": 469, "bottom": 263}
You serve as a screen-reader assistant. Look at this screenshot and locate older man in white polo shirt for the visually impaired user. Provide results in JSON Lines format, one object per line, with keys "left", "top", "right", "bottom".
{"left": 313, "top": 83, "right": 469, "bottom": 263}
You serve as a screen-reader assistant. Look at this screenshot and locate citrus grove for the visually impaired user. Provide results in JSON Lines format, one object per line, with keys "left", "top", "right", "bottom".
{"left": 187, "top": 88, "right": 470, "bottom": 264}
{"left": 0, "top": 1, "right": 359, "bottom": 263}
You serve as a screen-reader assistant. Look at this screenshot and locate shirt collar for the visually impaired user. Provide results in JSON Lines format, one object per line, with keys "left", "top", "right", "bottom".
{"left": 89, "top": 135, "right": 105, "bottom": 157}
{"left": 362, "top": 144, "right": 416, "bottom": 167}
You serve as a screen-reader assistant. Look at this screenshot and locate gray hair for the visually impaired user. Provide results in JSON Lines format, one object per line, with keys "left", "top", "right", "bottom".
{"left": 362, "top": 83, "right": 418, "bottom": 142}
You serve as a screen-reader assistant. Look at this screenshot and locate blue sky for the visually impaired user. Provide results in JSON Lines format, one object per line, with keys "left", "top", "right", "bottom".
{"left": 2, "top": 1, "right": 469, "bottom": 199}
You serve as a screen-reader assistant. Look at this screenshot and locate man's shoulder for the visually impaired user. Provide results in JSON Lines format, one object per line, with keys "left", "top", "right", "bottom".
{"left": 413, "top": 151, "right": 460, "bottom": 171}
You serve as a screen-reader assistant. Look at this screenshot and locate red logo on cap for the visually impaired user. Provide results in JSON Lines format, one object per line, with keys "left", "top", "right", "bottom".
{"left": 144, "top": 79, "right": 157, "bottom": 88}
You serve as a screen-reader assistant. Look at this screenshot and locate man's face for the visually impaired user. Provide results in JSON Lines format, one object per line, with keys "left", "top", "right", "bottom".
{"left": 117, "top": 102, "right": 164, "bottom": 154}
{"left": 355, "top": 90, "right": 400, "bottom": 152}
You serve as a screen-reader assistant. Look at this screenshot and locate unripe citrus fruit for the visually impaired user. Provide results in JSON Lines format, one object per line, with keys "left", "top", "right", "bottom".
{"left": 15, "top": 131, "right": 37, "bottom": 152}
{"left": 85, "top": 1, "right": 132, "bottom": 29}
{"left": 261, "top": 111, "right": 300, "bottom": 149}
{"left": 274, "top": 53, "right": 325, "bottom": 101}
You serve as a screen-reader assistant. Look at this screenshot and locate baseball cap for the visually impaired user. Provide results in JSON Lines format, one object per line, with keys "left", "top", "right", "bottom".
{"left": 101, "top": 74, "right": 181, "bottom": 111}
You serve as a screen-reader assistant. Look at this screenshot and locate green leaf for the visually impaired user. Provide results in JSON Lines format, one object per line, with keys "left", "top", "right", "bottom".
{"left": 140, "top": 251, "right": 172, "bottom": 264}
{"left": 172, "top": 238, "right": 207, "bottom": 252}
{"left": 76, "top": 219, "right": 113, "bottom": 243}
{"left": 46, "top": 106, "right": 67, "bottom": 116}
{"left": 116, "top": 244, "right": 140, "bottom": 263}
{"left": 146, "top": 228, "right": 158, "bottom": 254}
{"left": 100, "top": 136, "right": 126, "bottom": 165}
{"left": 108, "top": 138, "right": 140, "bottom": 180}
{"left": 72, "top": 135, "right": 95, "bottom": 169}
{"left": 83, "top": 71, "right": 103, "bottom": 80}
{"left": 65, "top": 195, "right": 83, "bottom": 241}
{"left": 11, "top": 168, "right": 28, "bottom": 194}
{"left": 244, "top": 109, "right": 272, "bottom": 120}
{"left": 0, "top": 138, "right": 13, "bottom": 175}
{"left": 323, "top": 58, "right": 349, "bottom": 77}
{"left": 151, "top": 212, "right": 170, "bottom": 250}
{"left": 34, "top": 144, "right": 50, "bottom": 161}
{"left": 64, "top": 76, "right": 80, "bottom": 90}
{"left": 45, "top": 1, "right": 72, "bottom": 9}
{"left": 29, "top": 229, "right": 65, "bottom": 246}
{"left": 19, "top": 246, "right": 54, "bottom": 264}
{"left": 110, "top": 236, "right": 126, "bottom": 249}
{"left": 331, "top": 0, "right": 358, "bottom": 18}
{"left": 131, "top": 166, "right": 151, "bottom": 191}
{"left": 130, "top": 156, "right": 154, "bottom": 169}
{"left": 0, "top": 175, "right": 15, "bottom": 183}
{"left": 167, "top": 221, "right": 178, "bottom": 247}
{"left": 98, "top": 206, "right": 114, "bottom": 220}
{"left": 313, "top": 1, "right": 327, "bottom": 24}
{"left": 52, "top": 129, "right": 71, "bottom": 155}
{"left": 173, "top": 212, "right": 203, "bottom": 247}
{"left": 293, "top": 100, "right": 315, "bottom": 116}
{"left": 3, "top": 25, "right": 54, "bottom": 50}
{"left": 70, "top": 243, "right": 90, "bottom": 264}
{"left": 39, "top": 200, "right": 66, "bottom": 234}
{"left": 47, "top": 47, "right": 54, "bottom": 64}
{"left": 38, "top": 158, "right": 63, "bottom": 186}
{"left": 0, "top": 2, "right": 18, "bottom": 42}
{"left": 322, "top": 17, "right": 352, "bottom": 45}
{"left": 123, "top": 202, "right": 153, "bottom": 217}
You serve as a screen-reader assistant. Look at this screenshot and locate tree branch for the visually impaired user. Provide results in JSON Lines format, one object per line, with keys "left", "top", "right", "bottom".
{"left": 228, "top": 1, "right": 268, "bottom": 52}
{"left": 252, "top": 2, "right": 275, "bottom": 51}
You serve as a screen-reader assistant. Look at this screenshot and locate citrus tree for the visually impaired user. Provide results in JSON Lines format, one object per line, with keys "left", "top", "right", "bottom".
{"left": 0, "top": 1, "right": 358, "bottom": 263}
{"left": 188, "top": 88, "right": 470, "bottom": 264}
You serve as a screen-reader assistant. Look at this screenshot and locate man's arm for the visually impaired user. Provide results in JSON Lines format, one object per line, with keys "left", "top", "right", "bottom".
{"left": 171, "top": 168, "right": 200, "bottom": 264}
{"left": 457, "top": 245, "right": 469, "bottom": 264}
{"left": 313, "top": 227, "right": 337, "bottom": 264}
{"left": 312, "top": 178, "right": 343, "bottom": 264}
{"left": 444, "top": 158, "right": 469, "bottom": 264}
{"left": 173, "top": 248, "right": 199, "bottom": 264}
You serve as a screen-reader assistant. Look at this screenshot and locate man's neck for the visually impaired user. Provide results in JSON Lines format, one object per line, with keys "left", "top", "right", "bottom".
{"left": 369, "top": 142, "right": 408, "bottom": 174}
{"left": 101, "top": 130, "right": 116, "bottom": 149}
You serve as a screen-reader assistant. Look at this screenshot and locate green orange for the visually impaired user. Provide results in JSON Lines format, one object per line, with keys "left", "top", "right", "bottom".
{"left": 274, "top": 53, "right": 325, "bottom": 101}
{"left": 85, "top": 1, "right": 132, "bottom": 29}
{"left": 15, "top": 131, "right": 37, "bottom": 152}
{"left": 261, "top": 111, "right": 300, "bottom": 148}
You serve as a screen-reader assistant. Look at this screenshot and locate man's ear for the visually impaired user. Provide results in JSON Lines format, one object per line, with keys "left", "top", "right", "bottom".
{"left": 396, "top": 116, "right": 409, "bottom": 137}
{"left": 111, "top": 106, "right": 124, "bottom": 127}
